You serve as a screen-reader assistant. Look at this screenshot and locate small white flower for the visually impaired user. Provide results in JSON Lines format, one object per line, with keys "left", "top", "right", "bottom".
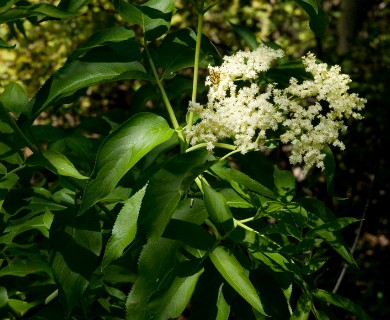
{"left": 186, "top": 48, "right": 366, "bottom": 173}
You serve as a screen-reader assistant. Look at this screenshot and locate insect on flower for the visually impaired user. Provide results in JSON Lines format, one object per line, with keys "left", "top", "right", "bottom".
{"left": 209, "top": 69, "right": 221, "bottom": 85}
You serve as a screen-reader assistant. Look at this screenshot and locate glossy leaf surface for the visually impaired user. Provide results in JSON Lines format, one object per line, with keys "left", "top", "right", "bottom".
{"left": 209, "top": 246, "right": 266, "bottom": 316}
{"left": 79, "top": 113, "right": 174, "bottom": 215}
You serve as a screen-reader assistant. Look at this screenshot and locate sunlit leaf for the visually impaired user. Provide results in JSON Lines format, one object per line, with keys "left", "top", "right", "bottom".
{"left": 291, "top": 292, "right": 311, "bottom": 320}
{"left": 79, "top": 113, "right": 174, "bottom": 215}
{"left": 0, "top": 213, "right": 50, "bottom": 244}
{"left": 0, "top": 0, "right": 14, "bottom": 13}
{"left": 202, "top": 182, "right": 234, "bottom": 235}
{"left": 229, "top": 227, "right": 280, "bottom": 252}
{"left": 220, "top": 188, "right": 253, "bottom": 208}
{"left": 211, "top": 160, "right": 274, "bottom": 199}
{"left": 306, "top": 218, "right": 360, "bottom": 238}
{"left": 0, "top": 82, "right": 29, "bottom": 114}
{"left": 8, "top": 299, "right": 38, "bottom": 318}
{"left": 0, "top": 3, "right": 77, "bottom": 24}
{"left": 0, "top": 141, "right": 23, "bottom": 165}
{"left": 31, "top": 59, "right": 149, "bottom": 119}
{"left": 251, "top": 251, "right": 301, "bottom": 275}
{"left": 216, "top": 283, "right": 230, "bottom": 320}
{"left": 113, "top": 0, "right": 175, "bottom": 41}
{"left": 209, "top": 246, "right": 266, "bottom": 316}
{"left": 102, "top": 184, "right": 147, "bottom": 269}
{"left": 42, "top": 150, "right": 89, "bottom": 179}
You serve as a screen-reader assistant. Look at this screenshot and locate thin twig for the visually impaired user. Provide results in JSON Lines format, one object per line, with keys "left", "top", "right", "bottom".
{"left": 332, "top": 173, "right": 375, "bottom": 293}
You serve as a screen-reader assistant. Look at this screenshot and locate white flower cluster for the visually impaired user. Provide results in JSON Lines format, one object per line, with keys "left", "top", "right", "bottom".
{"left": 187, "top": 44, "right": 284, "bottom": 153}
{"left": 186, "top": 46, "right": 366, "bottom": 172}
{"left": 274, "top": 53, "right": 366, "bottom": 171}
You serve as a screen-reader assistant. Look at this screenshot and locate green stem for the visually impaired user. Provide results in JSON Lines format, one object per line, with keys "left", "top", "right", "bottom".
{"left": 187, "top": 10, "right": 204, "bottom": 134}
{"left": 144, "top": 42, "right": 186, "bottom": 151}
{"left": 220, "top": 149, "right": 241, "bottom": 160}
{"left": 144, "top": 44, "right": 179, "bottom": 130}
{"left": 0, "top": 103, "right": 39, "bottom": 154}
{"left": 238, "top": 217, "right": 255, "bottom": 224}
{"left": 186, "top": 142, "right": 237, "bottom": 153}
{"left": 234, "top": 218, "right": 281, "bottom": 248}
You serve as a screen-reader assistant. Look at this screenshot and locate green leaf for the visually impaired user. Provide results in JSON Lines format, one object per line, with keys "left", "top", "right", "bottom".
{"left": 126, "top": 238, "right": 202, "bottom": 320}
{"left": 57, "top": 0, "right": 88, "bottom": 12}
{"left": 162, "top": 219, "right": 215, "bottom": 251}
{"left": 50, "top": 208, "right": 102, "bottom": 315}
{"left": 27, "top": 187, "right": 68, "bottom": 213}
{"left": 147, "top": 270, "right": 202, "bottom": 320}
{"left": 306, "top": 217, "right": 360, "bottom": 238}
{"left": 290, "top": 292, "right": 311, "bottom": 320}
{"left": 153, "top": 28, "right": 220, "bottom": 79}
{"left": 294, "top": 0, "right": 328, "bottom": 39}
{"left": 0, "top": 3, "right": 77, "bottom": 24}
{"left": 0, "top": 172, "right": 18, "bottom": 210}
{"left": 8, "top": 299, "right": 38, "bottom": 318}
{"left": 156, "top": 28, "right": 196, "bottom": 79}
{"left": 283, "top": 202, "right": 308, "bottom": 226}
{"left": 0, "top": 212, "right": 51, "bottom": 244}
{"left": 211, "top": 160, "right": 274, "bottom": 199}
{"left": 305, "top": 217, "right": 359, "bottom": 265}
{"left": 0, "top": 82, "right": 28, "bottom": 114}
{"left": 220, "top": 188, "right": 253, "bottom": 208}
{"left": 230, "top": 22, "right": 259, "bottom": 50}
{"left": 296, "top": 0, "right": 319, "bottom": 13}
{"left": 298, "top": 197, "right": 336, "bottom": 224}
{"left": 79, "top": 113, "right": 174, "bottom": 215}
{"left": 0, "top": 141, "right": 23, "bottom": 165}
{"left": 216, "top": 284, "right": 230, "bottom": 320}
{"left": 68, "top": 26, "right": 136, "bottom": 61}
{"left": 261, "top": 221, "right": 302, "bottom": 240}
{"left": 0, "top": 0, "right": 14, "bottom": 13}
{"left": 102, "top": 184, "right": 147, "bottom": 269}
{"left": 139, "top": 149, "right": 215, "bottom": 240}
{"left": 171, "top": 198, "right": 208, "bottom": 224}
{"left": 41, "top": 150, "right": 89, "bottom": 179}
{"left": 273, "top": 166, "right": 295, "bottom": 203}
{"left": 229, "top": 227, "right": 281, "bottom": 252}
{"left": 0, "top": 256, "right": 52, "bottom": 277}
{"left": 209, "top": 246, "right": 266, "bottom": 316}
{"left": 312, "top": 289, "right": 372, "bottom": 320}
{"left": 30, "top": 59, "right": 149, "bottom": 118}
{"left": 250, "top": 251, "right": 301, "bottom": 275}
{"left": 0, "top": 286, "right": 7, "bottom": 309}
{"left": 113, "top": 0, "right": 175, "bottom": 41}
{"left": 202, "top": 182, "right": 234, "bottom": 235}
{"left": 251, "top": 268, "right": 292, "bottom": 318}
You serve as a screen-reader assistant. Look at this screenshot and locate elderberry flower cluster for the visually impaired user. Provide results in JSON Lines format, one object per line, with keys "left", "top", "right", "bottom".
{"left": 186, "top": 45, "right": 366, "bottom": 173}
